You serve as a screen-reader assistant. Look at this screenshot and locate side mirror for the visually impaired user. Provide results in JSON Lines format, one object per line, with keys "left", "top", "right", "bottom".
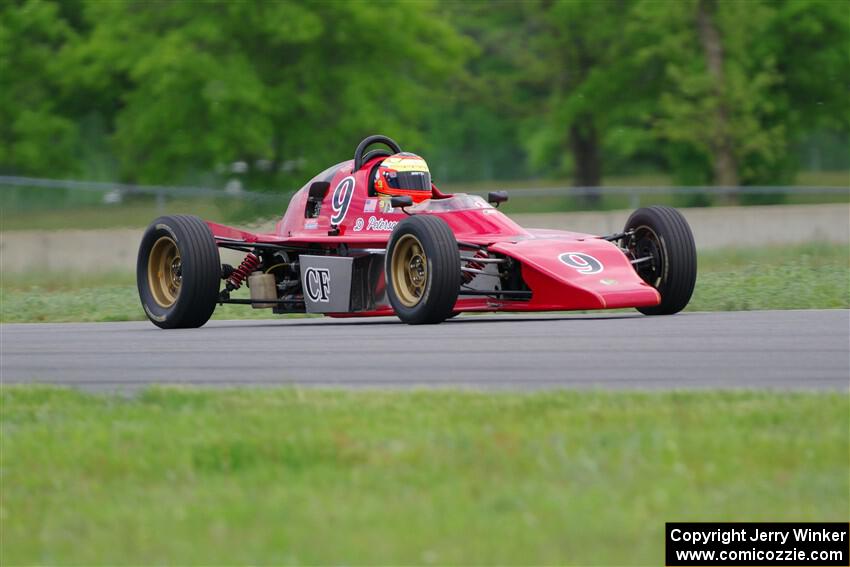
{"left": 390, "top": 195, "right": 414, "bottom": 209}
{"left": 487, "top": 191, "right": 508, "bottom": 207}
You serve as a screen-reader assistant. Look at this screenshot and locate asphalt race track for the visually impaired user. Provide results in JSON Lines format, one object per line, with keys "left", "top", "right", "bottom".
{"left": 1, "top": 310, "right": 848, "bottom": 392}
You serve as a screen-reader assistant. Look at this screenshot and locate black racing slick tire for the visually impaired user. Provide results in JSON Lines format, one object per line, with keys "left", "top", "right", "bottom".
{"left": 624, "top": 206, "right": 697, "bottom": 316}
{"left": 386, "top": 215, "right": 460, "bottom": 325}
{"left": 137, "top": 215, "right": 221, "bottom": 328}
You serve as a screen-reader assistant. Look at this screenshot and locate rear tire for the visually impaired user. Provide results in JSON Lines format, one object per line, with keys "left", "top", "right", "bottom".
{"left": 624, "top": 206, "right": 697, "bottom": 315}
{"left": 137, "top": 215, "right": 221, "bottom": 328}
{"left": 386, "top": 215, "right": 460, "bottom": 324}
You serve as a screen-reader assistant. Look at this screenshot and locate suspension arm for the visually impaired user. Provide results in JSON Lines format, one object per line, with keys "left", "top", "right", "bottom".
{"left": 600, "top": 229, "right": 634, "bottom": 242}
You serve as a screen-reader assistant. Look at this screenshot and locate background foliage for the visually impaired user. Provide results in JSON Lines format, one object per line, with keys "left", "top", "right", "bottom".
{"left": 1, "top": 0, "right": 847, "bottom": 191}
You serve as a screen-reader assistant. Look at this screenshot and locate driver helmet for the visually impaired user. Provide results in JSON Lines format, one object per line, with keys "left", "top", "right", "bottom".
{"left": 374, "top": 153, "right": 432, "bottom": 203}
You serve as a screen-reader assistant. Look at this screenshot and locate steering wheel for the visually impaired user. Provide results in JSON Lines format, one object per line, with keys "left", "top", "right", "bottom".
{"left": 353, "top": 135, "right": 402, "bottom": 171}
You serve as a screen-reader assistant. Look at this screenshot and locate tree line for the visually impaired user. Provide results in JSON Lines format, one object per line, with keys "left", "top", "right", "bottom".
{"left": 1, "top": 0, "right": 847, "bottom": 191}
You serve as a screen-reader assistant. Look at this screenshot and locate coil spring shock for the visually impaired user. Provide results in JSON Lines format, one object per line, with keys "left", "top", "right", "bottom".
{"left": 461, "top": 250, "right": 489, "bottom": 284}
{"left": 226, "top": 253, "right": 260, "bottom": 290}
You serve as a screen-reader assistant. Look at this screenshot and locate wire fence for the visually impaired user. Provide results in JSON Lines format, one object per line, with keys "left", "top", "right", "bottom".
{"left": 1, "top": 174, "right": 847, "bottom": 216}
{"left": 0, "top": 175, "right": 288, "bottom": 207}
{"left": 4, "top": 175, "right": 848, "bottom": 199}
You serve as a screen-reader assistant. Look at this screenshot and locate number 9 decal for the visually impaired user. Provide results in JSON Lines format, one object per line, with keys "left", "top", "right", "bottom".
{"left": 559, "top": 252, "right": 604, "bottom": 274}
{"left": 331, "top": 176, "right": 355, "bottom": 225}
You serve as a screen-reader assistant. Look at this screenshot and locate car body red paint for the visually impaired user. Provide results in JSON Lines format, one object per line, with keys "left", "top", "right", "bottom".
{"left": 205, "top": 153, "right": 661, "bottom": 316}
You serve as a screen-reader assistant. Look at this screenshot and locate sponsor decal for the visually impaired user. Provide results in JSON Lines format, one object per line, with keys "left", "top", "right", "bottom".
{"left": 353, "top": 217, "right": 365, "bottom": 231}
{"left": 366, "top": 216, "right": 398, "bottom": 231}
{"left": 600, "top": 278, "right": 618, "bottom": 286}
{"left": 559, "top": 252, "right": 604, "bottom": 274}
{"left": 304, "top": 267, "right": 331, "bottom": 302}
{"left": 330, "top": 176, "right": 355, "bottom": 225}
{"left": 305, "top": 219, "right": 318, "bottom": 229}
{"left": 379, "top": 156, "right": 430, "bottom": 172}
{"left": 363, "top": 198, "right": 377, "bottom": 213}
{"left": 378, "top": 197, "right": 394, "bottom": 213}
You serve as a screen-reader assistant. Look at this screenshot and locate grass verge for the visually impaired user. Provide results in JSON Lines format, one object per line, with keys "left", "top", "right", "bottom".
{"left": 1, "top": 387, "right": 847, "bottom": 565}
{"left": 690, "top": 242, "right": 849, "bottom": 311}
{"left": 1, "top": 243, "right": 846, "bottom": 324}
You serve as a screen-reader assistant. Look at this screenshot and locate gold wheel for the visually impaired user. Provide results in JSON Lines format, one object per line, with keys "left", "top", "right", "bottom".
{"left": 147, "top": 236, "right": 182, "bottom": 308}
{"left": 391, "top": 234, "right": 428, "bottom": 308}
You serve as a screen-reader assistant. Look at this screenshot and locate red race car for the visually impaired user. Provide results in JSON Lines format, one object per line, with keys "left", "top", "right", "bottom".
{"left": 138, "top": 135, "right": 696, "bottom": 328}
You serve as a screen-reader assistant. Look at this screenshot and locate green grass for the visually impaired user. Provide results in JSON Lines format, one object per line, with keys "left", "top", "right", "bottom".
{"left": 1, "top": 387, "right": 846, "bottom": 565}
{"left": 689, "top": 243, "right": 850, "bottom": 311}
{"left": 1, "top": 243, "right": 846, "bottom": 324}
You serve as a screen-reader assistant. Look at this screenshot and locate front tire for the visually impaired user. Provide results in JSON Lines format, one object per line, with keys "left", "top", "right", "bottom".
{"left": 386, "top": 215, "right": 460, "bottom": 324}
{"left": 137, "top": 215, "right": 221, "bottom": 328}
{"left": 624, "top": 206, "right": 697, "bottom": 315}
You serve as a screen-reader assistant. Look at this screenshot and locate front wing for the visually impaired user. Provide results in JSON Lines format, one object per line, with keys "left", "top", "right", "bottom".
{"left": 488, "top": 237, "right": 660, "bottom": 311}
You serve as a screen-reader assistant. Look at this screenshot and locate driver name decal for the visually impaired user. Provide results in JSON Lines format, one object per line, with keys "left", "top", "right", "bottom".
{"left": 559, "top": 252, "right": 604, "bottom": 274}
{"left": 352, "top": 216, "right": 399, "bottom": 232}
{"left": 330, "top": 176, "right": 355, "bottom": 225}
{"left": 367, "top": 217, "right": 398, "bottom": 231}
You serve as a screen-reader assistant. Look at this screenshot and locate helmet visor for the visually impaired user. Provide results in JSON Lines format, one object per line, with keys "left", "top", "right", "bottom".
{"left": 385, "top": 170, "right": 431, "bottom": 191}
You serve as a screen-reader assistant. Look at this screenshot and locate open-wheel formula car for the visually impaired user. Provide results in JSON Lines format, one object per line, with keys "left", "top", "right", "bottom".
{"left": 138, "top": 135, "right": 697, "bottom": 328}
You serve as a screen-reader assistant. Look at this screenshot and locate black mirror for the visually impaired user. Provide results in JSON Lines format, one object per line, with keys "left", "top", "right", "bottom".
{"left": 390, "top": 195, "right": 413, "bottom": 209}
{"left": 487, "top": 191, "right": 508, "bottom": 207}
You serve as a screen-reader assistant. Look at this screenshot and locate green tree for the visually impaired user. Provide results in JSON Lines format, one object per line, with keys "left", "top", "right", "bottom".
{"left": 521, "top": 0, "right": 635, "bottom": 188}
{"left": 3, "top": 0, "right": 847, "bottom": 192}
{"left": 626, "top": 0, "right": 848, "bottom": 186}
{"left": 767, "top": 0, "right": 850, "bottom": 150}
{"left": 463, "top": 0, "right": 848, "bottom": 189}
{"left": 0, "top": 0, "right": 79, "bottom": 175}
{"left": 61, "top": 0, "right": 469, "bottom": 189}
{"left": 620, "top": 0, "right": 775, "bottom": 186}
{"left": 421, "top": 0, "right": 534, "bottom": 184}
{"left": 435, "top": 0, "right": 642, "bottom": 190}
{"left": 456, "top": 0, "right": 664, "bottom": 190}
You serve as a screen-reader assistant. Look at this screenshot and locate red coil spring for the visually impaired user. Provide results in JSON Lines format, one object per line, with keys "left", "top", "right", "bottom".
{"left": 227, "top": 253, "right": 260, "bottom": 290}
{"left": 461, "top": 250, "right": 489, "bottom": 284}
